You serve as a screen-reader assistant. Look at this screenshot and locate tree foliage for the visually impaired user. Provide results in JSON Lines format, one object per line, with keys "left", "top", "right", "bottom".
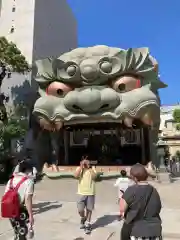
{"left": 173, "top": 108, "right": 180, "bottom": 130}
{"left": 175, "top": 150, "right": 180, "bottom": 161}
{"left": 173, "top": 109, "right": 180, "bottom": 123}
{"left": 0, "top": 37, "right": 30, "bottom": 126}
{"left": 0, "top": 37, "right": 29, "bottom": 73}
{"left": 0, "top": 105, "right": 28, "bottom": 151}
{"left": 176, "top": 123, "right": 180, "bottom": 131}
{"left": 0, "top": 38, "right": 30, "bottom": 166}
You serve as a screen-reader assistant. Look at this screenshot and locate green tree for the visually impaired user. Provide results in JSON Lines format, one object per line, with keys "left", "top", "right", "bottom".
{"left": 173, "top": 108, "right": 180, "bottom": 131}
{"left": 0, "top": 105, "right": 28, "bottom": 151}
{"left": 0, "top": 39, "right": 30, "bottom": 178}
{"left": 176, "top": 123, "right": 180, "bottom": 131}
{"left": 0, "top": 36, "right": 29, "bottom": 87}
{"left": 0, "top": 37, "right": 30, "bottom": 124}
{"left": 175, "top": 150, "right": 180, "bottom": 161}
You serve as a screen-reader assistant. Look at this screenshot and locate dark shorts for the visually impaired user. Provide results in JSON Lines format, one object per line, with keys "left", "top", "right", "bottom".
{"left": 77, "top": 195, "right": 95, "bottom": 212}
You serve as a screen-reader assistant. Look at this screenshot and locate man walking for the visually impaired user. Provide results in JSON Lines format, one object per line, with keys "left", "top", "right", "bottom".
{"left": 74, "top": 156, "right": 97, "bottom": 234}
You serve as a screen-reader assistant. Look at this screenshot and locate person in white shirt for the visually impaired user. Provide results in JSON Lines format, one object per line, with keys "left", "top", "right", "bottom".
{"left": 114, "top": 170, "right": 134, "bottom": 200}
{"left": 114, "top": 169, "right": 134, "bottom": 219}
{"left": 4, "top": 160, "right": 34, "bottom": 240}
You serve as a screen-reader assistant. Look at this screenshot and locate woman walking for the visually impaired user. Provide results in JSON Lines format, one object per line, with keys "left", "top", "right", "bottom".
{"left": 120, "top": 163, "right": 162, "bottom": 240}
{"left": 2, "top": 160, "right": 34, "bottom": 240}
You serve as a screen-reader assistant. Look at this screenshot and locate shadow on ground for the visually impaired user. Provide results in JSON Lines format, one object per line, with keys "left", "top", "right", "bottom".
{"left": 92, "top": 214, "right": 119, "bottom": 229}
{"left": 33, "top": 201, "right": 62, "bottom": 215}
{"left": 168, "top": 172, "right": 180, "bottom": 183}
{"left": 73, "top": 238, "right": 84, "bottom": 240}
{"left": 157, "top": 171, "right": 180, "bottom": 183}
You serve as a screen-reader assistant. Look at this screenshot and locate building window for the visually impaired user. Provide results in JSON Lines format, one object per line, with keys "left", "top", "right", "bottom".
{"left": 10, "top": 27, "right": 15, "bottom": 33}
{"left": 166, "top": 121, "right": 173, "bottom": 130}
{"left": 12, "top": 7, "right": 16, "bottom": 12}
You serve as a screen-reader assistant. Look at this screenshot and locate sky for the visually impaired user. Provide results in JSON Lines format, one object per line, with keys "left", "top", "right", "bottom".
{"left": 68, "top": 0, "right": 180, "bottom": 105}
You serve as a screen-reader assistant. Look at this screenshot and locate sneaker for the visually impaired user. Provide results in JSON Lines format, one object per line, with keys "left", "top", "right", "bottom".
{"left": 80, "top": 217, "right": 86, "bottom": 229}
{"left": 85, "top": 224, "right": 92, "bottom": 234}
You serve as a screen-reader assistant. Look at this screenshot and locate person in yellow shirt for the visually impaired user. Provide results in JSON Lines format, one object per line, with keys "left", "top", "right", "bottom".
{"left": 74, "top": 156, "right": 97, "bottom": 234}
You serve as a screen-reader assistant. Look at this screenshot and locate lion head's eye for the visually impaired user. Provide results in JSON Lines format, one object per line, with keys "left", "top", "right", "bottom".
{"left": 46, "top": 82, "right": 73, "bottom": 97}
{"left": 66, "top": 65, "right": 77, "bottom": 76}
{"left": 99, "top": 61, "right": 112, "bottom": 74}
{"left": 112, "top": 76, "right": 141, "bottom": 93}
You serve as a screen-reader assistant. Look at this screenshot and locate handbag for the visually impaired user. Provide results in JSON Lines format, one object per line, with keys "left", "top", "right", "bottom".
{"left": 121, "top": 185, "right": 153, "bottom": 240}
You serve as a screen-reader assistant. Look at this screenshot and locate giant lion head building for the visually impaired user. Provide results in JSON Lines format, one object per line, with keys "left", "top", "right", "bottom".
{"left": 32, "top": 45, "right": 167, "bottom": 169}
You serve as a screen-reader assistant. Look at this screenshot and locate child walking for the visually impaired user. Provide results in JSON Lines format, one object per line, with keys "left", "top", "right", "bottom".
{"left": 74, "top": 156, "right": 97, "bottom": 234}
{"left": 114, "top": 169, "right": 134, "bottom": 219}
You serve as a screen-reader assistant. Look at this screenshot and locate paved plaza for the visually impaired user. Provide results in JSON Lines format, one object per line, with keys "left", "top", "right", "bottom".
{"left": 1, "top": 175, "right": 180, "bottom": 239}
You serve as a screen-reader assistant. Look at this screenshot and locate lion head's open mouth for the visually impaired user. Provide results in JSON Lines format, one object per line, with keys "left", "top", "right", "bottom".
{"left": 34, "top": 98, "right": 159, "bottom": 131}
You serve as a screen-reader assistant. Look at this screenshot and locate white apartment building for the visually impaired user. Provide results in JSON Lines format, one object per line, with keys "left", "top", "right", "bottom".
{"left": 160, "top": 104, "right": 180, "bottom": 132}
{"left": 0, "top": 0, "right": 77, "bottom": 108}
{"left": 159, "top": 104, "right": 180, "bottom": 156}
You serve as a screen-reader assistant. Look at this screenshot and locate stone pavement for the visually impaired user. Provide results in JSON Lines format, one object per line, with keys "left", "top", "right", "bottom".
{"left": 0, "top": 177, "right": 180, "bottom": 239}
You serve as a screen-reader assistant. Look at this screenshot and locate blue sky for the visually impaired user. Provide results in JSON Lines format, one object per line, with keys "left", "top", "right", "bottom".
{"left": 68, "top": 0, "right": 180, "bottom": 105}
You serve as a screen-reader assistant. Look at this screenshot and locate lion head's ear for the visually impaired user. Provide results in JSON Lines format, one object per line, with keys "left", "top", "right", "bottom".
{"left": 151, "top": 80, "right": 168, "bottom": 90}
{"left": 149, "top": 79, "right": 167, "bottom": 91}
{"left": 35, "top": 58, "right": 58, "bottom": 84}
{"left": 149, "top": 55, "right": 159, "bottom": 73}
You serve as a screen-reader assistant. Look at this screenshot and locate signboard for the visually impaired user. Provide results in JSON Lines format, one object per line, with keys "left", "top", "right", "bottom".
{"left": 70, "top": 129, "right": 141, "bottom": 146}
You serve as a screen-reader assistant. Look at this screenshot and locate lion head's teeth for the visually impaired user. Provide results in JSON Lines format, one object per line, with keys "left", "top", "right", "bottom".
{"left": 141, "top": 113, "right": 153, "bottom": 126}
{"left": 124, "top": 117, "right": 133, "bottom": 128}
{"left": 55, "top": 121, "right": 63, "bottom": 131}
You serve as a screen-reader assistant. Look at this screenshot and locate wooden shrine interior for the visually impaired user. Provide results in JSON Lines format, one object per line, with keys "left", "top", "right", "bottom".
{"left": 59, "top": 120, "right": 150, "bottom": 166}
